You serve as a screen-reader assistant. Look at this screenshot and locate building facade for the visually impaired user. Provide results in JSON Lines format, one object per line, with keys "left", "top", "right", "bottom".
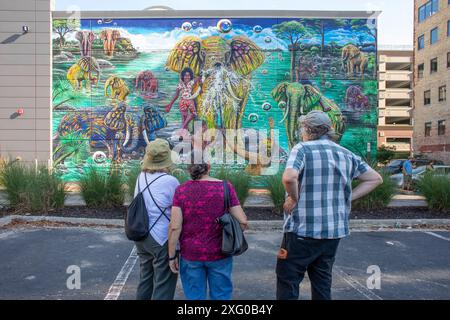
{"left": 378, "top": 49, "right": 414, "bottom": 155}
{"left": 1, "top": 4, "right": 380, "bottom": 181}
{"left": 413, "top": 0, "right": 450, "bottom": 164}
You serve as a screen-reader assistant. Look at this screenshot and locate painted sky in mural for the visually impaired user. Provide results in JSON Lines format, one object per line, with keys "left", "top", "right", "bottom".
{"left": 52, "top": 17, "right": 378, "bottom": 181}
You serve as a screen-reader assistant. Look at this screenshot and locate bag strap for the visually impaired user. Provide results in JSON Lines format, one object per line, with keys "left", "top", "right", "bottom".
{"left": 223, "top": 180, "right": 231, "bottom": 211}
{"left": 137, "top": 172, "right": 167, "bottom": 195}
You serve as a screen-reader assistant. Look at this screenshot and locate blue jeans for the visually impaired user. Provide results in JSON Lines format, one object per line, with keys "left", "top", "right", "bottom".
{"left": 180, "top": 257, "right": 233, "bottom": 300}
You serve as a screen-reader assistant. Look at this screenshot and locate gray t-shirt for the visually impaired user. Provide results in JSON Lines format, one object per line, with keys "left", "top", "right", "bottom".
{"left": 134, "top": 172, "right": 180, "bottom": 245}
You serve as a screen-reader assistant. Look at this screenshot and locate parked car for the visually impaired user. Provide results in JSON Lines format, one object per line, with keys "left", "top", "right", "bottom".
{"left": 390, "top": 165, "right": 450, "bottom": 187}
{"left": 382, "top": 159, "right": 444, "bottom": 175}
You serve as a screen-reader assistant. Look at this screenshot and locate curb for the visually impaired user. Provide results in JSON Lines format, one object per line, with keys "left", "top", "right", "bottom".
{"left": 1, "top": 215, "right": 449, "bottom": 230}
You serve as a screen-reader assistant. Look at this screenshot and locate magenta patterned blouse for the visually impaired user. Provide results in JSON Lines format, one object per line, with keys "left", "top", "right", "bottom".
{"left": 172, "top": 180, "right": 240, "bottom": 262}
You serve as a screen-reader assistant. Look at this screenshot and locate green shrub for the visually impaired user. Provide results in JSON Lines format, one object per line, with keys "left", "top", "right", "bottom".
{"left": 80, "top": 167, "right": 124, "bottom": 208}
{"left": 212, "top": 166, "right": 251, "bottom": 205}
{"left": 417, "top": 172, "right": 450, "bottom": 212}
{"left": 265, "top": 171, "right": 285, "bottom": 214}
{"left": 0, "top": 163, "right": 66, "bottom": 212}
{"left": 352, "top": 172, "right": 395, "bottom": 210}
{"left": 171, "top": 167, "right": 190, "bottom": 184}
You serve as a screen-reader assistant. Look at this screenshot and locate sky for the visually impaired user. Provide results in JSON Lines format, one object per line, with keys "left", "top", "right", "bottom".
{"left": 54, "top": 0, "right": 414, "bottom": 47}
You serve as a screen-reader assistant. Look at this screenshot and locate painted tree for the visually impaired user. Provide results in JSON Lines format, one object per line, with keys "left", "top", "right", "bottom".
{"left": 335, "top": 19, "right": 376, "bottom": 47}
{"left": 273, "top": 20, "right": 310, "bottom": 82}
{"left": 52, "top": 19, "right": 80, "bottom": 48}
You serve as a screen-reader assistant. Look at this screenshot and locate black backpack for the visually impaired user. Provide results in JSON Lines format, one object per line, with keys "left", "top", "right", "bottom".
{"left": 125, "top": 173, "right": 168, "bottom": 241}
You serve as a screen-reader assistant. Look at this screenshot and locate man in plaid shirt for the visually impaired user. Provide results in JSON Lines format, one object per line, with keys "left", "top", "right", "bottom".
{"left": 277, "top": 110, "right": 382, "bottom": 300}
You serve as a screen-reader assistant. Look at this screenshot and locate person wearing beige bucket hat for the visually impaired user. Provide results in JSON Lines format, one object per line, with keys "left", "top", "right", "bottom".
{"left": 133, "top": 138, "right": 180, "bottom": 300}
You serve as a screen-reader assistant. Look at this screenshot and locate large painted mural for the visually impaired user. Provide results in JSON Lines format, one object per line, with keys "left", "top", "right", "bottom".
{"left": 52, "top": 17, "right": 378, "bottom": 181}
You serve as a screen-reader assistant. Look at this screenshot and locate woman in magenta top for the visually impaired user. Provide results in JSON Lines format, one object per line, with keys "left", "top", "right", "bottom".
{"left": 168, "top": 157, "right": 248, "bottom": 300}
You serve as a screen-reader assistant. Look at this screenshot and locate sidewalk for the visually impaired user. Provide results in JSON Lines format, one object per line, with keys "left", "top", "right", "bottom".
{"left": 0, "top": 189, "right": 429, "bottom": 209}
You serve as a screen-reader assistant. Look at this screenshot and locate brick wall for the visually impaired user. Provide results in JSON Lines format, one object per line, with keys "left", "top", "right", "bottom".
{"left": 413, "top": 0, "right": 450, "bottom": 164}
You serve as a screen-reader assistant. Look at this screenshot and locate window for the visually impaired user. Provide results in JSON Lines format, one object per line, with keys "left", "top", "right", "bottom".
{"left": 430, "top": 27, "right": 438, "bottom": 44}
{"left": 418, "top": 63, "right": 424, "bottom": 78}
{"left": 424, "top": 90, "right": 431, "bottom": 105}
{"left": 418, "top": 35, "right": 425, "bottom": 50}
{"left": 430, "top": 58, "right": 438, "bottom": 73}
{"left": 448, "top": 20, "right": 450, "bottom": 37}
{"left": 439, "top": 86, "right": 447, "bottom": 102}
{"left": 419, "top": 5, "right": 426, "bottom": 22}
{"left": 438, "top": 120, "right": 446, "bottom": 136}
{"left": 448, "top": 52, "right": 450, "bottom": 68}
{"left": 425, "top": 122, "right": 431, "bottom": 137}
{"left": 431, "top": 0, "right": 439, "bottom": 14}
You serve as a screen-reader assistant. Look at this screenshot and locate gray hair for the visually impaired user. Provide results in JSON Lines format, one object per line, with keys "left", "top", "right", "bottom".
{"left": 298, "top": 110, "right": 337, "bottom": 141}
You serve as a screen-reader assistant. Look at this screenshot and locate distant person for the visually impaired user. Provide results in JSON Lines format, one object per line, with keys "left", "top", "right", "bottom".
{"left": 167, "top": 153, "right": 248, "bottom": 300}
{"left": 278, "top": 110, "right": 382, "bottom": 300}
{"left": 402, "top": 157, "right": 413, "bottom": 190}
{"left": 133, "top": 139, "right": 179, "bottom": 300}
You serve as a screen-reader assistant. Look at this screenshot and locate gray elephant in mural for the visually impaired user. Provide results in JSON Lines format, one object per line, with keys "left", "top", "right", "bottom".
{"left": 75, "top": 30, "right": 95, "bottom": 57}
{"left": 271, "top": 82, "right": 345, "bottom": 149}
{"left": 53, "top": 103, "right": 167, "bottom": 166}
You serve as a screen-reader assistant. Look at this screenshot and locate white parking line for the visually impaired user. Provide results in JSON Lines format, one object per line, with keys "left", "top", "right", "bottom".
{"left": 104, "top": 246, "right": 138, "bottom": 300}
{"left": 424, "top": 232, "right": 450, "bottom": 242}
{"left": 333, "top": 266, "right": 383, "bottom": 300}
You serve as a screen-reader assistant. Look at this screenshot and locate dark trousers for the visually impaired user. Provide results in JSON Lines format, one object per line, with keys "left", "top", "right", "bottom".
{"left": 134, "top": 234, "right": 178, "bottom": 300}
{"left": 276, "top": 232, "right": 340, "bottom": 300}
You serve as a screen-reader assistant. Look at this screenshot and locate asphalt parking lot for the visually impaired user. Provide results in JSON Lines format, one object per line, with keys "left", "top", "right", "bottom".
{"left": 0, "top": 225, "right": 449, "bottom": 300}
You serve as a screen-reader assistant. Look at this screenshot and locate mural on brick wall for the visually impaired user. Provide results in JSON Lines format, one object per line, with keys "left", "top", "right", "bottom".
{"left": 52, "top": 17, "right": 378, "bottom": 181}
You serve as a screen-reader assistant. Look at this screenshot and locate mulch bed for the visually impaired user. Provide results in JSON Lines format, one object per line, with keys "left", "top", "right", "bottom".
{"left": 1, "top": 206, "right": 449, "bottom": 220}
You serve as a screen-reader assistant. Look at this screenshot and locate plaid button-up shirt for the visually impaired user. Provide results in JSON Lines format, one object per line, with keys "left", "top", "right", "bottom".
{"left": 284, "top": 137, "right": 369, "bottom": 239}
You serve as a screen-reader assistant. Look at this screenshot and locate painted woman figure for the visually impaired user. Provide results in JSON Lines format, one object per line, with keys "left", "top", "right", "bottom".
{"left": 165, "top": 67, "right": 201, "bottom": 131}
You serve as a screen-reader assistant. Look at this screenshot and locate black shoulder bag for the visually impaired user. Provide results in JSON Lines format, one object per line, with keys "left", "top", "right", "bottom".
{"left": 216, "top": 181, "right": 248, "bottom": 256}
{"left": 125, "top": 173, "right": 168, "bottom": 241}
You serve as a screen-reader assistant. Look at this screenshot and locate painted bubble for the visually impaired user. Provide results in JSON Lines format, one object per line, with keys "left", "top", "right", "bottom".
{"left": 262, "top": 102, "right": 272, "bottom": 111}
{"left": 278, "top": 101, "right": 287, "bottom": 109}
{"left": 113, "top": 22, "right": 117, "bottom": 26}
{"left": 325, "top": 81, "right": 332, "bottom": 88}
{"left": 264, "top": 36, "right": 272, "bottom": 43}
{"left": 284, "top": 72, "right": 290, "bottom": 78}
{"left": 312, "top": 65, "right": 318, "bottom": 71}
{"left": 97, "top": 19, "right": 103, "bottom": 25}
{"left": 280, "top": 57, "right": 285, "bottom": 62}
{"left": 248, "top": 113, "right": 259, "bottom": 123}
{"left": 198, "top": 22, "right": 203, "bottom": 27}
{"left": 330, "top": 67, "right": 337, "bottom": 73}
{"left": 253, "top": 25, "right": 263, "bottom": 33}
{"left": 93, "top": 151, "right": 107, "bottom": 164}
{"left": 182, "top": 22, "right": 192, "bottom": 32}
{"left": 300, "top": 44, "right": 306, "bottom": 50}
{"left": 217, "top": 19, "right": 232, "bottom": 33}
{"left": 261, "top": 69, "right": 268, "bottom": 75}
{"left": 192, "top": 21, "right": 198, "bottom": 27}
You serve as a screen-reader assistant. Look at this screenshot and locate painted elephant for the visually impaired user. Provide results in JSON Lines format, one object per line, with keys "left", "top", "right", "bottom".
{"left": 345, "top": 85, "right": 369, "bottom": 111}
{"left": 66, "top": 56, "right": 100, "bottom": 90}
{"left": 271, "top": 82, "right": 345, "bottom": 149}
{"left": 135, "top": 70, "right": 158, "bottom": 97}
{"left": 341, "top": 44, "right": 368, "bottom": 78}
{"left": 75, "top": 30, "right": 95, "bottom": 57}
{"left": 104, "top": 75, "right": 130, "bottom": 101}
{"left": 53, "top": 103, "right": 167, "bottom": 165}
{"left": 100, "top": 29, "right": 121, "bottom": 57}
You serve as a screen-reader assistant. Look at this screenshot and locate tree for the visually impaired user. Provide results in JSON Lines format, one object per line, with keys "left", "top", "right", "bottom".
{"left": 273, "top": 21, "right": 310, "bottom": 82}
{"left": 52, "top": 19, "right": 80, "bottom": 48}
